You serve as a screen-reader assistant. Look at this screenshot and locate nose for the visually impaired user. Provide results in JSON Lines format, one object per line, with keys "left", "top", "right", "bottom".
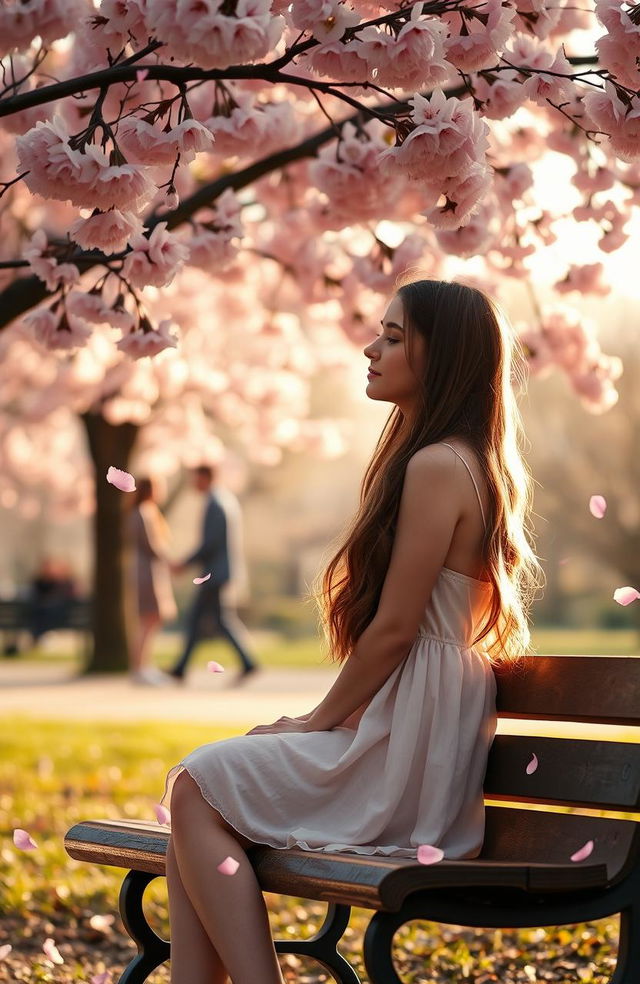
{"left": 363, "top": 338, "right": 379, "bottom": 359}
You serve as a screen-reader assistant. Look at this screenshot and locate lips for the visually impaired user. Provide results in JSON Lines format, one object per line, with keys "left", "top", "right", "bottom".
{"left": 368, "top": 368, "right": 381, "bottom": 376}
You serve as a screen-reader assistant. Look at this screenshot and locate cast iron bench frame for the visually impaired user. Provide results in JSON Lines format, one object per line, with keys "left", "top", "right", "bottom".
{"left": 65, "top": 654, "right": 640, "bottom": 983}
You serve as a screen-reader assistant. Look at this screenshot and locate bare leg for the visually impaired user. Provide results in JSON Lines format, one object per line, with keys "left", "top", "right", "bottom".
{"left": 166, "top": 836, "right": 229, "bottom": 984}
{"left": 170, "top": 772, "right": 285, "bottom": 984}
{"left": 130, "top": 614, "right": 161, "bottom": 674}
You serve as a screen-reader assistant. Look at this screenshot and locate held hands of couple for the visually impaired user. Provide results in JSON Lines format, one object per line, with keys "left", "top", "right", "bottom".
{"left": 245, "top": 715, "right": 315, "bottom": 736}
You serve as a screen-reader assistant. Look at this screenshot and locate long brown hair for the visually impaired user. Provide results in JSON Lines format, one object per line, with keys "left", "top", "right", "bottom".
{"left": 317, "top": 278, "right": 543, "bottom": 668}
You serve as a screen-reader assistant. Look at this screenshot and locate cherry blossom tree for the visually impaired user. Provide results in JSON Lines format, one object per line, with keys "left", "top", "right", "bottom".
{"left": 0, "top": 0, "right": 638, "bottom": 670}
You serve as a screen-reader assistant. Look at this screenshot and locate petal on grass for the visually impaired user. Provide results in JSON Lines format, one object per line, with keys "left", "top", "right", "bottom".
{"left": 614, "top": 586, "right": 640, "bottom": 606}
{"left": 13, "top": 828, "right": 37, "bottom": 850}
{"left": 417, "top": 844, "right": 444, "bottom": 865}
{"left": 154, "top": 803, "right": 171, "bottom": 825}
{"left": 43, "top": 938, "right": 64, "bottom": 964}
{"left": 0, "top": 945, "right": 12, "bottom": 959}
{"left": 570, "top": 840, "right": 594, "bottom": 862}
{"left": 217, "top": 856, "right": 240, "bottom": 875}
{"left": 106, "top": 466, "right": 136, "bottom": 492}
{"left": 526, "top": 752, "right": 538, "bottom": 775}
{"left": 207, "top": 661, "right": 225, "bottom": 673}
{"left": 589, "top": 495, "right": 607, "bottom": 518}
{"left": 193, "top": 573, "right": 212, "bottom": 584}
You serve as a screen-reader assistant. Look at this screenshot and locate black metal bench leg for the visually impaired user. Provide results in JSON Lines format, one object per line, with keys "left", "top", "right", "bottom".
{"left": 611, "top": 905, "right": 640, "bottom": 984}
{"left": 274, "top": 902, "right": 361, "bottom": 984}
{"left": 118, "top": 871, "right": 170, "bottom": 984}
{"left": 363, "top": 909, "right": 406, "bottom": 984}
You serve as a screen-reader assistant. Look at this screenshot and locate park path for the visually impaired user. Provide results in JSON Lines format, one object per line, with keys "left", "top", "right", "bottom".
{"left": 0, "top": 660, "right": 340, "bottom": 726}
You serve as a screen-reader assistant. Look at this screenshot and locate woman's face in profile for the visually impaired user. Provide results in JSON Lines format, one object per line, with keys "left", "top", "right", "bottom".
{"left": 362, "top": 294, "right": 425, "bottom": 413}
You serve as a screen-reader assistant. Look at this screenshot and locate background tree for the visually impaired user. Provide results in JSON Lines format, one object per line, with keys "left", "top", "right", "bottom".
{"left": 0, "top": 0, "right": 638, "bottom": 670}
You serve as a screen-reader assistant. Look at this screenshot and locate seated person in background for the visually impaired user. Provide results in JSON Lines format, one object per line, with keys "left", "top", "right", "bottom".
{"left": 29, "top": 557, "right": 77, "bottom": 643}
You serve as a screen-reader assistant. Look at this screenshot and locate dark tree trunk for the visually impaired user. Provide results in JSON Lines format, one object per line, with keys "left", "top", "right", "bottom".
{"left": 81, "top": 413, "right": 138, "bottom": 674}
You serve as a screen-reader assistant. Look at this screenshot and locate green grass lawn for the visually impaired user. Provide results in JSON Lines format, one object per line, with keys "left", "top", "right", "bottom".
{"left": 0, "top": 716, "right": 625, "bottom": 983}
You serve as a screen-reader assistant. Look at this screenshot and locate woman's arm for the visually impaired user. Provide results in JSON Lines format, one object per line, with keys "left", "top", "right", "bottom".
{"left": 305, "top": 445, "right": 462, "bottom": 732}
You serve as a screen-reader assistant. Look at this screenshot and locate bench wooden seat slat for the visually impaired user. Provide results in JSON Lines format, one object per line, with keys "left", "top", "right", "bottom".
{"left": 485, "top": 734, "right": 640, "bottom": 809}
{"left": 494, "top": 654, "right": 640, "bottom": 725}
{"left": 64, "top": 814, "right": 612, "bottom": 913}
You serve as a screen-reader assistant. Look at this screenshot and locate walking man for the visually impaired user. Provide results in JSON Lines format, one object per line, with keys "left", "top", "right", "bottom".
{"left": 169, "top": 464, "right": 258, "bottom": 684}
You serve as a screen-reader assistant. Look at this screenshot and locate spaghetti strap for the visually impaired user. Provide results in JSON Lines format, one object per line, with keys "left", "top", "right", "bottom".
{"left": 439, "top": 443, "right": 487, "bottom": 531}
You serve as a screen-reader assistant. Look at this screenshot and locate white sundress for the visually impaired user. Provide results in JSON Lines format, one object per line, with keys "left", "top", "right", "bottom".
{"left": 162, "top": 448, "right": 498, "bottom": 860}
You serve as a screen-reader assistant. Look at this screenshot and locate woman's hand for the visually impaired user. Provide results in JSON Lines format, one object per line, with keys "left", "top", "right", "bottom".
{"left": 245, "top": 715, "right": 313, "bottom": 736}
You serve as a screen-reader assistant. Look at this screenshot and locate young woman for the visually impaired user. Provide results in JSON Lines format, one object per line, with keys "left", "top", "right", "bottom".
{"left": 161, "top": 278, "right": 542, "bottom": 984}
{"left": 128, "top": 477, "right": 177, "bottom": 685}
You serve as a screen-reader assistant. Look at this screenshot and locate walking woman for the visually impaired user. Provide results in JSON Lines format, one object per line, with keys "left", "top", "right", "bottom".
{"left": 128, "top": 477, "right": 177, "bottom": 685}
{"left": 160, "top": 278, "right": 543, "bottom": 983}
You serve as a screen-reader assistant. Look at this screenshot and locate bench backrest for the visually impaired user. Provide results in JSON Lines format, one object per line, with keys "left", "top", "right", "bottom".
{"left": 481, "top": 655, "right": 640, "bottom": 884}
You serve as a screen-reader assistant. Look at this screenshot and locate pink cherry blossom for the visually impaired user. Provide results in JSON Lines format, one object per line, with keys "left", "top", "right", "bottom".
{"left": 13, "top": 828, "right": 37, "bottom": 850}
{"left": 22, "top": 307, "right": 92, "bottom": 351}
{"left": 217, "top": 855, "right": 240, "bottom": 875}
{"left": 42, "top": 938, "right": 64, "bottom": 965}
{"left": 145, "top": 0, "right": 285, "bottom": 70}
{"left": 123, "top": 223, "right": 189, "bottom": 288}
{"left": 526, "top": 752, "right": 538, "bottom": 775}
{"left": 292, "top": 0, "right": 360, "bottom": 43}
{"left": 595, "top": 0, "right": 640, "bottom": 89}
{"left": 66, "top": 291, "right": 135, "bottom": 333}
{"left": 584, "top": 83, "right": 640, "bottom": 162}
{"left": 362, "top": 13, "right": 449, "bottom": 90}
{"left": 309, "top": 37, "right": 372, "bottom": 82}
{"left": 16, "top": 118, "right": 155, "bottom": 211}
{"left": 417, "top": 844, "right": 444, "bottom": 865}
{"left": 69, "top": 210, "right": 145, "bottom": 255}
{"left": 614, "top": 586, "right": 640, "bottom": 606}
{"left": 22, "top": 230, "right": 79, "bottom": 292}
{"left": 589, "top": 495, "right": 607, "bottom": 519}
{"left": 554, "top": 263, "right": 611, "bottom": 297}
{"left": 0, "top": 0, "right": 85, "bottom": 57}
{"left": 570, "top": 840, "right": 594, "bottom": 862}
{"left": 443, "top": 0, "right": 516, "bottom": 72}
{"left": 116, "top": 320, "right": 179, "bottom": 359}
{"left": 106, "top": 466, "right": 136, "bottom": 492}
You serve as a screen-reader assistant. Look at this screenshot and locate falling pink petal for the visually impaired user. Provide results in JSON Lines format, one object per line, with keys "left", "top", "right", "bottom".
{"left": 217, "top": 855, "right": 240, "bottom": 875}
{"left": 193, "top": 573, "right": 211, "bottom": 584}
{"left": 526, "top": 753, "right": 538, "bottom": 775}
{"left": 89, "top": 914, "right": 115, "bottom": 932}
{"left": 570, "top": 839, "right": 594, "bottom": 862}
{"left": 0, "top": 944, "right": 12, "bottom": 959}
{"left": 589, "top": 495, "right": 607, "bottom": 519}
{"left": 207, "top": 661, "right": 225, "bottom": 673}
{"left": 136, "top": 68, "right": 149, "bottom": 82}
{"left": 91, "top": 974, "right": 110, "bottom": 984}
{"left": 417, "top": 844, "right": 444, "bottom": 865}
{"left": 106, "top": 466, "right": 136, "bottom": 492}
{"left": 43, "top": 938, "right": 64, "bottom": 964}
{"left": 614, "top": 586, "right": 640, "bottom": 606}
{"left": 154, "top": 803, "right": 171, "bottom": 825}
{"left": 13, "top": 828, "right": 37, "bottom": 850}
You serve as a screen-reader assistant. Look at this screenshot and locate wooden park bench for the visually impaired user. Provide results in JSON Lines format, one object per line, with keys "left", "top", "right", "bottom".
{"left": 65, "top": 654, "right": 640, "bottom": 983}
{"left": 0, "top": 597, "right": 91, "bottom": 656}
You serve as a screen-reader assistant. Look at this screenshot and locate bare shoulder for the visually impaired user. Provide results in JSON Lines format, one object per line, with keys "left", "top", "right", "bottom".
{"left": 405, "top": 443, "right": 461, "bottom": 482}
